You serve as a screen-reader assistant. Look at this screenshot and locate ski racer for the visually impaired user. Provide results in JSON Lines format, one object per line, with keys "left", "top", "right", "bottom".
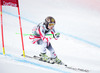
{"left": 29, "top": 16, "right": 61, "bottom": 64}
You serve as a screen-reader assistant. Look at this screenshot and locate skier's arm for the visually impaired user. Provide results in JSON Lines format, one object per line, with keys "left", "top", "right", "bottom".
{"left": 51, "top": 28, "right": 60, "bottom": 40}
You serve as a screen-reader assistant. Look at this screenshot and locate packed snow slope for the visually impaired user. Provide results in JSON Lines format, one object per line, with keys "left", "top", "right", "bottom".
{"left": 0, "top": 0, "right": 100, "bottom": 73}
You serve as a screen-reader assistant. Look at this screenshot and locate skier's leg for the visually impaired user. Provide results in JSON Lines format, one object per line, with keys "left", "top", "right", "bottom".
{"left": 39, "top": 42, "right": 49, "bottom": 61}
{"left": 37, "top": 39, "right": 43, "bottom": 45}
{"left": 46, "top": 43, "right": 57, "bottom": 58}
{"left": 41, "top": 42, "right": 47, "bottom": 53}
{"left": 47, "top": 43, "right": 62, "bottom": 64}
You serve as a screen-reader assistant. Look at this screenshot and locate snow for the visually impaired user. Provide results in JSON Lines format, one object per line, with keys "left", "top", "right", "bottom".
{"left": 0, "top": 0, "right": 100, "bottom": 73}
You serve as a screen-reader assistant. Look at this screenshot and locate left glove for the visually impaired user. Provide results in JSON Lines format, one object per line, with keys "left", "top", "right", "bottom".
{"left": 53, "top": 33, "right": 60, "bottom": 38}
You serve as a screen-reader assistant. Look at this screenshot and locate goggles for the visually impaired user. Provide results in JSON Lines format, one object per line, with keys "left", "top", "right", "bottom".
{"left": 48, "top": 23, "right": 55, "bottom": 26}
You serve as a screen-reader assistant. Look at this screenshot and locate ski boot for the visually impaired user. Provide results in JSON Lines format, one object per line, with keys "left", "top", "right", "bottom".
{"left": 51, "top": 56, "right": 62, "bottom": 64}
{"left": 39, "top": 53, "right": 50, "bottom": 62}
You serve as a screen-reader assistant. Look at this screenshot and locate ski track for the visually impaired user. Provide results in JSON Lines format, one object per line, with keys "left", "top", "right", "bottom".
{"left": 0, "top": 52, "right": 70, "bottom": 73}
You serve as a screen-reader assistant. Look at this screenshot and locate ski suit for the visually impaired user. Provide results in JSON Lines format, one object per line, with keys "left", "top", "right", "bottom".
{"left": 29, "top": 23, "right": 59, "bottom": 58}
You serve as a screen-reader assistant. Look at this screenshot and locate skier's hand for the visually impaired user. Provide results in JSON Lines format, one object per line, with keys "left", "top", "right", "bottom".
{"left": 53, "top": 33, "right": 60, "bottom": 39}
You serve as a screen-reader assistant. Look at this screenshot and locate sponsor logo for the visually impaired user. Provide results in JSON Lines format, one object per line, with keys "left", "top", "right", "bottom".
{"left": 3, "top": 1, "right": 17, "bottom": 7}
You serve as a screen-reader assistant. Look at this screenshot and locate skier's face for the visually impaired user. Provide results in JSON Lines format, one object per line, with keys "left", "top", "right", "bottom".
{"left": 48, "top": 23, "right": 54, "bottom": 30}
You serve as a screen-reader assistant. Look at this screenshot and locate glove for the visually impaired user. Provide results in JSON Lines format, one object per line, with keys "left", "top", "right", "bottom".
{"left": 53, "top": 33, "right": 60, "bottom": 39}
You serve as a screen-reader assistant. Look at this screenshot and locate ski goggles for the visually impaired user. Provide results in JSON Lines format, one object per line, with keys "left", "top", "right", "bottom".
{"left": 48, "top": 23, "right": 55, "bottom": 26}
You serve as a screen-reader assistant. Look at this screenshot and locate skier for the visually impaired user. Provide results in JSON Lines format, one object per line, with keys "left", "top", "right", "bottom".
{"left": 29, "top": 16, "right": 61, "bottom": 64}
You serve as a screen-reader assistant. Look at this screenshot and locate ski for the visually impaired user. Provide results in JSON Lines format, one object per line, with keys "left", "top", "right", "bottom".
{"left": 34, "top": 55, "right": 90, "bottom": 72}
{"left": 33, "top": 55, "right": 55, "bottom": 64}
{"left": 21, "top": 54, "right": 55, "bottom": 64}
{"left": 65, "top": 65, "right": 89, "bottom": 72}
{"left": 21, "top": 54, "right": 89, "bottom": 72}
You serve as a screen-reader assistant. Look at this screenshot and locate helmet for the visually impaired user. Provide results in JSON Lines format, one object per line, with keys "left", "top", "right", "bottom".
{"left": 44, "top": 16, "right": 56, "bottom": 28}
